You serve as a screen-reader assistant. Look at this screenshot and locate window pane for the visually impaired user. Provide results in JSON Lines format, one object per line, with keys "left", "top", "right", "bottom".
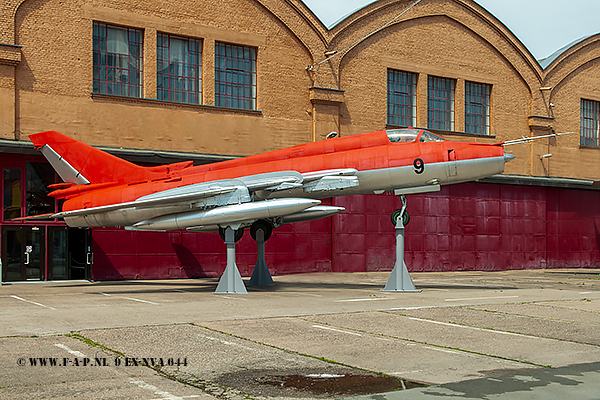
{"left": 427, "top": 76, "right": 455, "bottom": 131}
{"left": 581, "top": 99, "right": 600, "bottom": 147}
{"left": 3, "top": 168, "right": 21, "bottom": 220}
{"left": 93, "top": 22, "right": 143, "bottom": 98}
{"left": 465, "top": 81, "right": 491, "bottom": 135}
{"left": 387, "top": 69, "right": 417, "bottom": 127}
{"left": 214, "top": 42, "right": 257, "bottom": 110}
{"left": 157, "top": 33, "right": 202, "bottom": 104}
{"left": 26, "top": 162, "right": 56, "bottom": 217}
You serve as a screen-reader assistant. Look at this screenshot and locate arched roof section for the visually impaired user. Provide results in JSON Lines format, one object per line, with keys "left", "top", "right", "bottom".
{"left": 255, "top": 0, "right": 331, "bottom": 65}
{"left": 539, "top": 35, "right": 595, "bottom": 70}
{"left": 7, "top": 0, "right": 330, "bottom": 68}
{"left": 322, "top": 0, "right": 543, "bottom": 87}
{"left": 542, "top": 33, "right": 600, "bottom": 88}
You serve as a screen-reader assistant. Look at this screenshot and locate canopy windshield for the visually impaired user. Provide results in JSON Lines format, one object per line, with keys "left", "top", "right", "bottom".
{"left": 386, "top": 128, "right": 420, "bottom": 143}
{"left": 419, "top": 131, "right": 445, "bottom": 142}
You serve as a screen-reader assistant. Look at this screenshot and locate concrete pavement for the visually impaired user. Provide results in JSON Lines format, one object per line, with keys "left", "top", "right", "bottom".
{"left": 0, "top": 269, "right": 599, "bottom": 399}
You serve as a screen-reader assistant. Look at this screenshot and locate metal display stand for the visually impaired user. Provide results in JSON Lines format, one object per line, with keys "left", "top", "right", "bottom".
{"left": 214, "top": 227, "right": 247, "bottom": 294}
{"left": 382, "top": 195, "right": 421, "bottom": 292}
{"left": 248, "top": 228, "right": 274, "bottom": 287}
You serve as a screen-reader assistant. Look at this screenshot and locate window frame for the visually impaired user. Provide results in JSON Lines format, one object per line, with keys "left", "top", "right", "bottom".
{"left": 387, "top": 69, "right": 417, "bottom": 127}
{"left": 93, "top": 21, "right": 143, "bottom": 98}
{"left": 464, "top": 81, "right": 491, "bottom": 135}
{"left": 581, "top": 98, "right": 600, "bottom": 148}
{"left": 214, "top": 42, "right": 257, "bottom": 110}
{"left": 157, "top": 32, "right": 202, "bottom": 105}
{"left": 427, "top": 75, "right": 455, "bottom": 132}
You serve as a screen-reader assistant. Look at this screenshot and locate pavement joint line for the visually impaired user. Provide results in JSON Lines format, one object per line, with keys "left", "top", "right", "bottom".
{"left": 198, "top": 324, "right": 413, "bottom": 384}
{"left": 524, "top": 299, "right": 600, "bottom": 315}
{"left": 65, "top": 332, "right": 126, "bottom": 359}
{"left": 444, "top": 295, "right": 520, "bottom": 302}
{"left": 468, "top": 306, "right": 600, "bottom": 327}
{"left": 404, "top": 316, "right": 560, "bottom": 341}
{"left": 9, "top": 295, "right": 56, "bottom": 310}
{"left": 302, "top": 314, "right": 552, "bottom": 368}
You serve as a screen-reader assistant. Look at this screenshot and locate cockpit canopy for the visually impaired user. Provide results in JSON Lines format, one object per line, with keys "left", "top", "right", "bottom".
{"left": 386, "top": 128, "right": 445, "bottom": 143}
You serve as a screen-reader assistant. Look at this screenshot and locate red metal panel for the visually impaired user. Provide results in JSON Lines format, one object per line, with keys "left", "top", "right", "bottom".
{"left": 89, "top": 183, "right": 600, "bottom": 281}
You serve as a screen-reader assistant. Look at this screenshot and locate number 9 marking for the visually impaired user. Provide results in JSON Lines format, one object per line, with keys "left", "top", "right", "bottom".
{"left": 413, "top": 158, "right": 425, "bottom": 174}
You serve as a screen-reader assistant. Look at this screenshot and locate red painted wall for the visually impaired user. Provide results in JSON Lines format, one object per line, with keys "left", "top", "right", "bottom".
{"left": 91, "top": 183, "right": 600, "bottom": 280}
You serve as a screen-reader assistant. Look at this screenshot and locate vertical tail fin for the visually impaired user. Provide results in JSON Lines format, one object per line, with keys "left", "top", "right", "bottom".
{"left": 29, "top": 131, "right": 149, "bottom": 184}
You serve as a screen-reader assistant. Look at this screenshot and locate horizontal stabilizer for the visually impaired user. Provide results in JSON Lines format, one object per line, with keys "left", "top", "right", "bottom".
{"left": 11, "top": 213, "right": 58, "bottom": 221}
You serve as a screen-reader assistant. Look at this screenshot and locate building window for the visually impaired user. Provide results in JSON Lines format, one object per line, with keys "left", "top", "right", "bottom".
{"left": 26, "top": 162, "right": 56, "bottom": 217}
{"left": 465, "top": 81, "right": 491, "bottom": 135}
{"left": 387, "top": 69, "right": 417, "bottom": 127}
{"left": 93, "top": 22, "right": 143, "bottom": 98}
{"left": 215, "top": 42, "right": 256, "bottom": 110}
{"left": 427, "top": 76, "right": 455, "bottom": 131}
{"left": 157, "top": 33, "right": 202, "bottom": 104}
{"left": 581, "top": 99, "right": 600, "bottom": 147}
{"left": 3, "top": 168, "right": 22, "bottom": 220}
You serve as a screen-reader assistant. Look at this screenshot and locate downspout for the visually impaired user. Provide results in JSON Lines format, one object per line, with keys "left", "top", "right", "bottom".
{"left": 14, "top": 60, "right": 20, "bottom": 140}
{"left": 14, "top": 16, "right": 22, "bottom": 141}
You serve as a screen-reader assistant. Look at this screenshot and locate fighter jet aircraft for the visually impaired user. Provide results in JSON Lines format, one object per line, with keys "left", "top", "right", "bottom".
{"left": 26, "top": 127, "right": 518, "bottom": 292}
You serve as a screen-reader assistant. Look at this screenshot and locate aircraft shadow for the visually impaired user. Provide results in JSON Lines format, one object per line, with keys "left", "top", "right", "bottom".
{"left": 51, "top": 278, "right": 518, "bottom": 294}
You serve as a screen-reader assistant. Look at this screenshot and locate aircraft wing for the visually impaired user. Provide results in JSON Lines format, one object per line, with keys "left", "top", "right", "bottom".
{"left": 42, "top": 170, "right": 350, "bottom": 229}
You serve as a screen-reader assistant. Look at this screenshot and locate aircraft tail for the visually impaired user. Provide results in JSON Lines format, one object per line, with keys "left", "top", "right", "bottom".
{"left": 29, "top": 131, "right": 150, "bottom": 185}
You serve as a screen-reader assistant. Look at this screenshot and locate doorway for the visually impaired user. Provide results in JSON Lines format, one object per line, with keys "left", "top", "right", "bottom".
{"left": 1, "top": 226, "right": 92, "bottom": 282}
{"left": 1, "top": 226, "right": 45, "bottom": 282}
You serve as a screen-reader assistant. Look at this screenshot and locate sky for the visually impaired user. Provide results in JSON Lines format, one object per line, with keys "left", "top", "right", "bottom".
{"left": 302, "top": 0, "right": 600, "bottom": 60}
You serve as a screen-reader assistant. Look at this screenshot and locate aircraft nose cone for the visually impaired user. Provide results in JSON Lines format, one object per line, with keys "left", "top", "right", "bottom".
{"left": 504, "top": 153, "right": 516, "bottom": 163}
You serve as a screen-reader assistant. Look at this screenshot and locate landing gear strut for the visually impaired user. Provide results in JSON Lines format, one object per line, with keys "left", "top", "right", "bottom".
{"left": 248, "top": 219, "right": 274, "bottom": 287}
{"left": 382, "top": 195, "right": 420, "bottom": 292}
{"left": 214, "top": 220, "right": 275, "bottom": 294}
{"left": 214, "top": 226, "right": 248, "bottom": 294}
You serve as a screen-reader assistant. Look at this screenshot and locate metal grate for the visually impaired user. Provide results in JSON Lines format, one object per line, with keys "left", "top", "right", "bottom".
{"left": 93, "top": 22, "right": 143, "bottom": 98}
{"left": 387, "top": 69, "right": 417, "bottom": 127}
{"left": 157, "top": 33, "right": 202, "bottom": 104}
{"left": 215, "top": 42, "right": 257, "bottom": 110}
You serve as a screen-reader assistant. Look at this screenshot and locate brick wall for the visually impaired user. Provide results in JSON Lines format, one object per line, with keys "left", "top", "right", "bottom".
{"left": 0, "top": 0, "right": 597, "bottom": 179}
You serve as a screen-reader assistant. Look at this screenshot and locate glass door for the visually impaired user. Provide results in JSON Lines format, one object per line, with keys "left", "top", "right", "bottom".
{"left": 48, "top": 226, "right": 68, "bottom": 280}
{"left": 1, "top": 226, "right": 45, "bottom": 282}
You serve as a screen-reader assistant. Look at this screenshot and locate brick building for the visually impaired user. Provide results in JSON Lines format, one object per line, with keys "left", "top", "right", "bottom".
{"left": 1, "top": 0, "right": 600, "bottom": 282}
